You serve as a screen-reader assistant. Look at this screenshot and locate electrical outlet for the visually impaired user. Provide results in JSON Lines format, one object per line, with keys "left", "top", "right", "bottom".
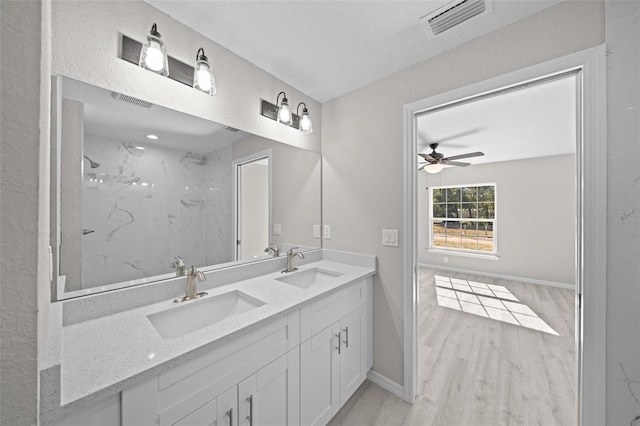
{"left": 443, "top": 256, "right": 448, "bottom": 263}
{"left": 273, "top": 223, "right": 282, "bottom": 235}
{"left": 313, "top": 224, "right": 321, "bottom": 238}
{"left": 323, "top": 225, "right": 331, "bottom": 240}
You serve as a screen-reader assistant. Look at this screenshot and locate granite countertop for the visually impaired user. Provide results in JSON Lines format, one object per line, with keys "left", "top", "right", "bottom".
{"left": 41, "top": 251, "right": 376, "bottom": 423}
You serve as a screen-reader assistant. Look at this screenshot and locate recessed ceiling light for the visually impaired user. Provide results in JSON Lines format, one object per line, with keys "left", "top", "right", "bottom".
{"left": 146, "top": 134, "right": 159, "bottom": 140}
{"left": 136, "top": 146, "right": 146, "bottom": 150}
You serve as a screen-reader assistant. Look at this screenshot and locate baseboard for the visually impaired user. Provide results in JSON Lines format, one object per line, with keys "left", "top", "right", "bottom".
{"left": 418, "top": 263, "right": 574, "bottom": 290}
{"left": 367, "top": 370, "right": 404, "bottom": 399}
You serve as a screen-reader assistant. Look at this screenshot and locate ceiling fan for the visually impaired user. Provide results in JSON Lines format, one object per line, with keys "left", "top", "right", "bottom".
{"left": 418, "top": 143, "right": 484, "bottom": 173}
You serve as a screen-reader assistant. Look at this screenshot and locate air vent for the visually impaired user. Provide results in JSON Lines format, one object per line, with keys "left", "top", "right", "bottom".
{"left": 110, "top": 92, "right": 154, "bottom": 109}
{"left": 225, "top": 126, "right": 240, "bottom": 133}
{"left": 421, "top": 0, "right": 492, "bottom": 38}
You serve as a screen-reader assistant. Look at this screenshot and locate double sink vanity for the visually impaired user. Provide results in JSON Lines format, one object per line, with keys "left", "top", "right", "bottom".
{"left": 42, "top": 250, "right": 376, "bottom": 425}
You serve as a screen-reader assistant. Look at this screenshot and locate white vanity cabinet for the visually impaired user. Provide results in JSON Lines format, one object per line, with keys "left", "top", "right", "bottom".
{"left": 299, "top": 279, "right": 373, "bottom": 426}
{"left": 121, "top": 312, "right": 299, "bottom": 426}
{"left": 47, "top": 275, "right": 373, "bottom": 426}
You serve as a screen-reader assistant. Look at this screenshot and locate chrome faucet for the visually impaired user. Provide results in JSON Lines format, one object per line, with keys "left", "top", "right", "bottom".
{"left": 283, "top": 247, "right": 305, "bottom": 273}
{"left": 171, "top": 256, "right": 186, "bottom": 277}
{"left": 264, "top": 243, "right": 280, "bottom": 257}
{"left": 174, "top": 266, "right": 207, "bottom": 303}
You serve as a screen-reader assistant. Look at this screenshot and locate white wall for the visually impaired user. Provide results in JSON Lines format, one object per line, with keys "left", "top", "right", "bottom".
{"left": 322, "top": 1, "right": 603, "bottom": 386}
{"left": 52, "top": 1, "right": 321, "bottom": 153}
{"left": 0, "top": 1, "right": 51, "bottom": 424}
{"left": 419, "top": 155, "right": 575, "bottom": 285}
{"left": 604, "top": 2, "right": 640, "bottom": 425}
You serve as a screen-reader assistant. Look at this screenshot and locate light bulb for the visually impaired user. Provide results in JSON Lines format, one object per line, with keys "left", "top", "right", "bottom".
{"left": 145, "top": 42, "right": 164, "bottom": 72}
{"left": 195, "top": 67, "right": 212, "bottom": 92}
{"left": 299, "top": 112, "right": 313, "bottom": 133}
{"left": 425, "top": 163, "right": 444, "bottom": 174}
{"left": 278, "top": 103, "right": 292, "bottom": 125}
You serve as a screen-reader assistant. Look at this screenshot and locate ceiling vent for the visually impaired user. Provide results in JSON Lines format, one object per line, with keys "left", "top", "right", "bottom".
{"left": 225, "top": 126, "right": 240, "bottom": 133}
{"left": 110, "top": 92, "right": 155, "bottom": 109}
{"left": 421, "top": 0, "right": 492, "bottom": 38}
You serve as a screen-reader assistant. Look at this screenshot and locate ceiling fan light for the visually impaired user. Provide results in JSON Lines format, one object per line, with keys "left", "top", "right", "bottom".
{"left": 425, "top": 163, "right": 444, "bottom": 174}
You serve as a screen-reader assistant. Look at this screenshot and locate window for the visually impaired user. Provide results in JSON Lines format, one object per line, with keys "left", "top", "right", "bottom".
{"left": 429, "top": 184, "right": 496, "bottom": 254}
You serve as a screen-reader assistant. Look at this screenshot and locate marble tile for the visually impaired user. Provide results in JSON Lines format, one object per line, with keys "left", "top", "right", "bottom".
{"left": 82, "top": 135, "right": 235, "bottom": 289}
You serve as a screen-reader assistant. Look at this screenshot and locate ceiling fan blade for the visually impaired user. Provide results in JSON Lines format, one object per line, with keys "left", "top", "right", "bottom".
{"left": 441, "top": 160, "right": 470, "bottom": 167}
{"left": 442, "top": 151, "right": 484, "bottom": 161}
{"left": 418, "top": 153, "right": 436, "bottom": 162}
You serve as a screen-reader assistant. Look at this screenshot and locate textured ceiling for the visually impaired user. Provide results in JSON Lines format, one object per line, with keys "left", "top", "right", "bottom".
{"left": 145, "top": 0, "right": 561, "bottom": 102}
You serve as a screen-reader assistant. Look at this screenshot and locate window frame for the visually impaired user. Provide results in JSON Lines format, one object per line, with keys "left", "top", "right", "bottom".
{"left": 428, "top": 183, "right": 498, "bottom": 257}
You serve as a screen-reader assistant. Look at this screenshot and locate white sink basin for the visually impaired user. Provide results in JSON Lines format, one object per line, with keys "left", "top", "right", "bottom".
{"left": 276, "top": 267, "right": 343, "bottom": 289}
{"left": 147, "top": 290, "right": 265, "bottom": 339}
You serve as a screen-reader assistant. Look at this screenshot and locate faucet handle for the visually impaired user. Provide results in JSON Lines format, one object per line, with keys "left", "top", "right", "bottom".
{"left": 287, "top": 247, "right": 299, "bottom": 255}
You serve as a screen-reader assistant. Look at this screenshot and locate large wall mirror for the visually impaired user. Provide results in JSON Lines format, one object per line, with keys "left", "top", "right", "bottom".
{"left": 52, "top": 76, "right": 321, "bottom": 300}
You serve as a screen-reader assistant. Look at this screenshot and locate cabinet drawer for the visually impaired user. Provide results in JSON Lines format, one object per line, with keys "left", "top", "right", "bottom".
{"left": 300, "top": 279, "right": 367, "bottom": 342}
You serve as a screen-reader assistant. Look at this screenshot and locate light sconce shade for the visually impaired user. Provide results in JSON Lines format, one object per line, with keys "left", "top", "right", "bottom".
{"left": 139, "top": 23, "right": 169, "bottom": 76}
{"left": 193, "top": 48, "right": 216, "bottom": 95}
{"left": 276, "top": 92, "right": 293, "bottom": 125}
{"left": 424, "top": 163, "right": 444, "bottom": 174}
{"left": 297, "top": 102, "right": 313, "bottom": 133}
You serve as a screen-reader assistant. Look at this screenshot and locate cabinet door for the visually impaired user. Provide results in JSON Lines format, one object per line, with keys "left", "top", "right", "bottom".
{"left": 238, "top": 348, "right": 299, "bottom": 426}
{"left": 339, "top": 306, "right": 366, "bottom": 406}
{"left": 173, "top": 386, "right": 236, "bottom": 426}
{"left": 300, "top": 323, "right": 340, "bottom": 426}
{"left": 215, "top": 387, "right": 238, "bottom": 426}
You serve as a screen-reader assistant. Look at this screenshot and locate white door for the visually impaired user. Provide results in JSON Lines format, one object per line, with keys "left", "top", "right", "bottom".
{"left": 234, "top": 154, "right": 270, "bottom": 261}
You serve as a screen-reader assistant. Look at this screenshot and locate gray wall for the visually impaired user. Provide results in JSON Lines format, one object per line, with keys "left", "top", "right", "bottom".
{"left": 604, "top": 2, "right": 640, "bottom": 425}
{"left": 419, "top": 155, "right": 576, "bottom": 285}
{"left": 322, "top": 1, "right": 603, "bottom": 386}
{"left": 233, "top": 134, "right": 322, "bottom": 251}
{"left": 0, "top": 1, "right": 51, "bottom": 424}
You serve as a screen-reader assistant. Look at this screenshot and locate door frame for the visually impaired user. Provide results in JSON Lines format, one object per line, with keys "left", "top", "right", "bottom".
{"left": 403, "top": 45, "right": 607, "bottom": 425}
{"left": 232, "top": 149, "right": 272, "bottom": 261}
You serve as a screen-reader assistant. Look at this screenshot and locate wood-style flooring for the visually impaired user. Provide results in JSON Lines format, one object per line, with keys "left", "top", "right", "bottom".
{"left": 328, "top": 267, "right": 576, "bottom": 426}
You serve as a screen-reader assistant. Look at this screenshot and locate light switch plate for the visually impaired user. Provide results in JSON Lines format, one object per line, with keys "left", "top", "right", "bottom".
{"left": 273, "top": 223, "right": 282, "bottom": 235}
{"left": 314, "top": 224, "right": 321, "bottom": 239}
{"left": 323, "top": 225, "right": 331, "bottom": 240}
{"left": 382, "top": 229, "right": 399, "bottom": 247}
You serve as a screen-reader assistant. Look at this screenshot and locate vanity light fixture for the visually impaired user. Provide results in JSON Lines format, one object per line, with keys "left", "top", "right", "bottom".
{"left": 276, "top": 92, "right": 293, "bottom": 125}
{"left": 260, "top": 92, "right": 313, "bottom": 133}
{"left": 193, "top": 48, "right": 216, "bottom": 95}
{"left": 296, "top": 102, "right": 313, "bottom": 133}
{"left": 139, "top": 23, "right": 169, "bottom": 76}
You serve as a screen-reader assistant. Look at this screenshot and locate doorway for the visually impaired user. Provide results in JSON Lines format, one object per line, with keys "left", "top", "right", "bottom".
{"left": 403, "top": 46, "right": 607, "bottom": 424}
{"left": 233, "top": 150, "right": 271, "bottom": 261}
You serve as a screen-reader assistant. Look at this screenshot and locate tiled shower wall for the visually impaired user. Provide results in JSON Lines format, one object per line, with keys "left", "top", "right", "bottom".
{"left": 605, "top": 2, "right": 640, "bottom": 424}
{"left": 82, "top": 133, "right": 233, "bottom": 288}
